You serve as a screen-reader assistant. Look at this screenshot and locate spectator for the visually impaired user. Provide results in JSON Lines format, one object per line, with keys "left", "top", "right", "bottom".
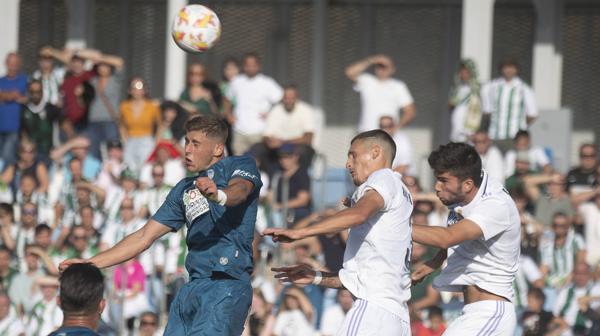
{"left": 471, "top": 130, "right": 504, "bottom": 183}
{"left": 8, "top": 244, "right": 48, "bottom": 314}
{"left": 409, "top": 242, "right": 441, "bottom": 313}
{"left": 138, "top": 311, "right": 161, "bottom": 336}
{"left": 524, "top": 173, "right": 574, "bottom": 228}
{"left": 103, "top": 169, "right": 144, "bottom": 223}
{"left": 59, "top": 49, "right": 101, "bottom": 137}
{"left": 139, "top": 141, "right": 185, "bottom": 188}
{"left": 219, "top": 57, "right": 240, "bottom": 155}
{"left": 269, "top": 144, "right": 312, "bottom": 225}
{"left": 513, "top": 255, "right": 544, "bottom": 311}
{"left": 246, "top": 288, "right": 274, "bottom": 336}
{"left": 155, "top": 100, "right": 186, "bottom": 146}
{"left": 33, "top": 224, "right": 52, "bottom": 253}
{"left": 0, "top": 291, "right": 25, "bottom": 336}
{"left": 0, "top": 204, "right": 16, "bottom": 252}
{"left": 504, "top": 130, "right": 552, "bottom": 177}
{"left": 320, "top": 288, "right": 353, "bottom": 336}
{"left": 140, "top": 164, "right": 171, "bottom": 216}
{"left": 553, "top": 262, "right": 600, "bottom": 335}
{"left": 51, "top": 136, "right": 102, "bottom": 182}
{"left": 480, "top": 57, "right": 538, "bottom": 149}
{"left": 273, "top": 286, "right": 315, "bottom": 336}
{"left": 86, "top": 52, "right": 125, "bottom": 160}
{"left": 224, "top": 52, "right": 283, "bottom": 155}
{"left": 32, "top": 46, "right": 67, "bottom": 107}
{"left": 52, "top": 225, "right": 98, "bottom": 264}
{"left": 578, "top": 189, "right": 600, "bottom": 267}
{"left": 512, "top": 189, "right": 544, "bottom": 262}
{"left": 0, "top": 247, "right": 17, "bottom": 291}
{"left": 540, "top": 213, "right": 586, "bottom": 290}
{"left": 1, "top": 141, "right": 49, "bottom": 196}
{"left": 505, "top": 150, "right": 536, "bottom": 192}
{"left": 379, "top": 115, "right": 413, "bottom": 175}
{"left": 20, "top": 79, "right": 61, "bottom": 162}
{"left": 13, "top": 174, "right": 51, "bottom": 224}
{"left": 49, "top": 263, "right": 105, "bottom": 335}
{"left": 76, "top": 206, "right": 101, "bottom": 245}
{"left": 14, "top": 203, "right": 40, "bottom": 261}
{"left": 0, "top": 52, "right": 27, "bottom": 164}
{"left": 119, "top": 77, "right": 161, "bottom": 172}
{"left": 254, "top": 84, "right": 316, "bottom": 177}
{"left": 112, "top": 257, "right": 150, "bottom": 326}
{"left": 26, "top": 276, "right": 62, "bottom": 336}
{"left": 521, "top": 287, "right": 559, "bottom": 336}
{"left": 345, "top": 54, "right": 416, "bottom": 133}
{"left": 100, "top": 198, "right": 144, "bottom": 250}
{"left": 413, "top": 306, "right": 446, "bottom": 336}
{"left": 448, "top": 59, "right": 482, "bottom": 142}
{"left": 179, "top": 62, "right": 221, "bottom": 116}
{"left": 568, "top": 144, "right": 598, "bottom": 197}
{"left": 95, "top": 140, "right": 127, "bottom": 195}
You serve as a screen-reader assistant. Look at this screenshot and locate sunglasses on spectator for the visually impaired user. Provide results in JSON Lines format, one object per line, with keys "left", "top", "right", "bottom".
{"left": 152, "top": 172, "right": 164, "bottom": 177}
{"left": 72, "top": 235, "right": 87, "bottom": 240}
{"left": 580, "top": 154, "right": 596, "bottom": 158}
{"left": 140, "top": 320, "right": 157, "bottom": 326}
{"left": 23, "top": 209, "right": 37, "bottom": 215}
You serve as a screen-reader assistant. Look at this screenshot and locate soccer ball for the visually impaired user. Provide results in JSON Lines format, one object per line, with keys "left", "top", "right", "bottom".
{"left": 171, "top": 4, "right": 221, "bottom": 53}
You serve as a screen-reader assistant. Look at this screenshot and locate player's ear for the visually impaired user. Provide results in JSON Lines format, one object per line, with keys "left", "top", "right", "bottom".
{"left": 462, "top": 178, "right": 474, "bottom": 193}
{"left": 371, "top": 145, "right": 381, "bottom": 160}
{"left": 213, "top": 142, "right": 225, "bottom": 158}
{"left": 56, "top": 296, "right": 61, "bottom": 308}
{"left": 99, "top": 298, "right": 106, "bottom": 315}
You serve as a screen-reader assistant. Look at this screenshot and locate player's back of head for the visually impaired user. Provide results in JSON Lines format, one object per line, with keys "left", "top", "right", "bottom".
{"left": 428, "top": 142, "right": 483, "bottom": 187}
{"left": 59, "top": 263, "right": 105, "bottom": 315}
{"left": 351, "top": 129, "right": 397, "bottom": 166}
{"left": 185, "top": 115, "right": 228, "bottom": 143}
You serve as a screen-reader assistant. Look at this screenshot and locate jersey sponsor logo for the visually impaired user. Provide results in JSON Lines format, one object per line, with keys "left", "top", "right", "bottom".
{"left": 446, "top": 210, "right": 464, "bottom": 226}
{"left": 183, "top": 188, "right": 210, "bottom": 224}
{"left": 207, "top": 169, "right": 215, "bottom": 179}
{"left": 232, "top": 169, "right": 257, "bottom": 180}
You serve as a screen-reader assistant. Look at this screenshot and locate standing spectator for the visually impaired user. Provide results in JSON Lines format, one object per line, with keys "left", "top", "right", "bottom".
{"left": 568, "top": 144, "right": 598, "bottom": 197}
{"left": 471, "top": 130, "right": 504, "bottom": 183}
{"left": 179, "top": 63, "right": 220, "bottom": 116}
{"left": 51, "top": 136, "right": 102, "bottom": 182}
{"left": 504, "top": 130, "right": 552, "bottom": 177}
{"left": 33, "top": 46, "right": 68, "bottom": 107}
{"left": 155, "top": 101, "right": 186, "bottom": 146}
{"left": 578, "top": 189, "right": 600, "bottom": 267}
{"left": 225, "top": 52, "right": 283, "bottom": 155}
{"left": 86, "top": 53, "right": 125, "bottom": 160}
{"left": 219, "top": 57, "right": 240, "bottom": 155}
{"left": 49, "top": 263, "right": 105, "bottom": 336}
{"left": 524, "top": 173, "right": 574, "bottom": 228}
{"left": 273, "top": 286, "right": 315, "bottom": 336}
{"left": 481, "top": 57, "right": 538, "bottom": 149}
{"left": 119, "top": 77, "right": 161, "bottom": 172}
{"left": 553, "top": 262, "right": 600, "bottom": 335}
{"left": 112, "top": 257, "right": 151, "bottom": 325}
{"left": 379, "top": 115, "right": 413, "bottom": 174}
{"left": 345, "top": 54, "right": 416, "bottom": 132}
{"left": 1, "top": 141, "right": 49, "bottom": 196}
{"left": 26, "top": 276, "right": 62, "bottom": 336}
{"left": 254, "top": 85, "right": 316, "bottom": 177}
{"left": 320, "top": 288, "right": 353, "bottom": 336}
{"left": 0, "top": 291, "right": 25, "bottom": 336}
{"left": 448, "top": 59, "right": 482, "bottom": 142}
{"left": 0, "top": 52, "right": 27, "bottom": 164}
{"left": 540, "top": 213, "right": 586, "bottom": 291}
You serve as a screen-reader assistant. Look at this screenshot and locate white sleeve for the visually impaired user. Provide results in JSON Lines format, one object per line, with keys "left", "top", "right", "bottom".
{"left": 575, "top": 233, "right": 586, "bottom": 251}
{"left": 353, "top": 73, "right": 371, "bottom": 92}
{"left": 466, "top": 198, "right": 512, "bottom": 240}
{"left": 396, "top": 82, "right": 414, "bottom": 108}
{"left": 300, "top": 103, "right": 316, "bottom": 133}
{"left": 533, "top": 147, "right": 550, "bottom": 168}
{"left": 263, "top": 106, "right": 281, "bottom": 137}
{"left": 521, "top": 256, "right": 542, "bottom": 283}
{"left": 267, "top": 78, "right": 283, "bottom": 105}
{"left": 392, "top": 133, "right": 412, "bottom": 167}
{"left": 504, "top": 151, "right": 516, "bottom": 178}
{"left": 225, "top": 78, "right": 237, "bottom": 101}
{"left": 139, "top": 164, "right": 153, "bottom": 187}
{"left": 553, "top": 287, "right": 569, "bottom": 316}
{"left": 523, "top": 86, "right": 538, "bottom": 118}
{"left": 591, "top": 285, "right": 600, "bottom": 310}
{"left": 480, "top": 82, "right": 494, "bottom": 114}
{"left": 363, "top": 170, "right": 397, "bottom": 211}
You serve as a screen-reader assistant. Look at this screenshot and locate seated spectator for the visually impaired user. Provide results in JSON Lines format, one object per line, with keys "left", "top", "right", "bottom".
{"left": 540, "top": 213, "right": 586, "bottom": 290}
{"left": 52, "top": 225, "right": 98, "bottom": 264}
{"left": 50, "top": 136, "right": 102, "bottom": 182}
{"left": 269, "top": 144, "right": 312, "bottom": 225}
{"left": 1, "top": 141, "right": 49, "bottom": 196}
{"left": 155, "top": 101, "right": 186, "bottom": 150}
{"left": 77, "top": 205, "right": 101, "bottom": 245}
{"left": 521, "top": 287, "right": 559, "bottom": 336}
{"left": 179, "top": 63, "right": 221, "bottom": 116}
{"left": 568, "top": 144, "right": 598, "bottom": 197}
{"left": 512, "top": 189, "right": 544, "bottom": 262}
{"left": 119, "top": 77, "right": 161, "bottom": 173}
{"left": 0, "top": 247, "right": 17, "bottom": 291}
{"left": 504, "top": 150, "right": 535, "bottom": 192}
{"left": 273, "top": 286, "right": 315, "bottom": 336}
{"left": 50, "top": 263, "right": 105, "bottom": 335}
{"left": 103, "top": 169, "right": 144, "bottom": 223}
{"left": 379, "top": 115, "right": 413, "bottom": 175}
{"left": 553, "top": 262, "right": 600, "bottom": 335}
{"left": 26, "top": 276, "right": 62, "bottom": 335}
{"left": 13, "top": 173, "right": 52, "bottom": 224}
{"left": 578, "top": 189, "right": 600, "bottom": 267}
{"left": 0, "top": 52, "right": 28, "bottom": 165}
{"left": 513, "top": 255, "right": 544, "bottom": 311}
{"left": 9, "top": 244, "right": 50, "bottom": 314}
{"left": 0, "top": 290, "right": 25, "bottom": 336}
{"left": 139, "top": 141, "right": 185, "bottom": 188}
{"left": 504, "top": 130, "right": 552, "bottom": 177}
{"left": 470, "top": 130, "right": 504, "bottom": 182}
{"left": 20, "top": 79, "right": 61, "bottom": 163}
{"left": 320, "top": 288, "right": 353, "bottom": 336}
{"left": 138, "top": 311, "right": 161, "bottom": 336}
{"left": 0, "top": 204, "right": 17, "bottom": 252}
{"left": 252, "top": 85, "right": 316, "bottom": 177}
{"left": 14, "top": 203, "right": 41, "bottom": 261}
{"left": 409, "top": 242, "right": 441, "bottom": 314}
{"left": 112, "top": 257, "right": 150, "bottom": 329}
{"left": 100, "top": 198, "right": 145, "bottom": 251}
{"left": 140, "top": 164, "right": 171, "bottom": 217}
{"left": 413, "top": 306, "right": 446, "bottom": 336}
{"left": 95, "top": 140, "right": 126, "bottom": 195}
{"left": 524, "top": 173, "right": 574, "bottom": 228}
{"left": 246, "top": 288, "right": 274, "bottom": 336}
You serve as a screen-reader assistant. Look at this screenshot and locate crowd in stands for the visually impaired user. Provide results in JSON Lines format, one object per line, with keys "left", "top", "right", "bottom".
{"left": 0, "top": 45, "right": 599, "bottom": 336}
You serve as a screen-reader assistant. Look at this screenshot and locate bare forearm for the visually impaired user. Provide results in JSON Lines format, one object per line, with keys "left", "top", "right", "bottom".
{"left": 223, "top": 182, "right": 252, "bottom": 206}
{"left": 89, "top": 229, "right": 152, "bottom": 268}
{"left": 398, "top": 104, "right": 416, "bottom": 128}
{"left": 413, "top": 225, "right": 453, "bottom": 249}
{"left": 427, "top": 249, "right": 447, "bottom": 269}
{"left": 345, "top": 57, "right": 373, "bottom": 81}
{"left": 300, "top": 209, "right": 364, "bottom": 238}
{"left": 321, "top": 271, "right": 344, "bottom": 289}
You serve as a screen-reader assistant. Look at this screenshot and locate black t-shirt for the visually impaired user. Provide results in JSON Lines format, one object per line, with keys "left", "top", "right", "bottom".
{"left": 521, "top": 310, "right": 554, "bottom": 336}
{"left": 567, "top": 167, "right": 597, "bottom": 191}
{"left": 317, "top": 233, "right": 346, "bottom": 273}
{"left": 275, "top": 168, "right": 311, "bottom": 207}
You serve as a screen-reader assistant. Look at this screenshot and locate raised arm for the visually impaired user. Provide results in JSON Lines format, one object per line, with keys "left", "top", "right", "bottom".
{"left": 195, "top": 176, "right": 256, "bottom": 207}
{"left": 345, "top": 55, "right": 379, "bottom": 82}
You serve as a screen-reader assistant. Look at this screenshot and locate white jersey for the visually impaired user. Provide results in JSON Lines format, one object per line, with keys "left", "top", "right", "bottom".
{"left": 339, "top": 168, "right": 413, "bottom": 321}
{"left": 433, "top": 171, "right": 521, "bottom": 302}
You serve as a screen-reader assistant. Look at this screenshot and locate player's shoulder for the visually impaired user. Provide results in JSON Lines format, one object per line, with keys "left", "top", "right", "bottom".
{"left": 367, "top": 168, "right": 397, "bottom": 182}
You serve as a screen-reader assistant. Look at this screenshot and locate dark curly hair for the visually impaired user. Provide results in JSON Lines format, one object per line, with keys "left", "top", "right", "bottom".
{"left": 428, "top": 142, "right": 483, "bottom": 187}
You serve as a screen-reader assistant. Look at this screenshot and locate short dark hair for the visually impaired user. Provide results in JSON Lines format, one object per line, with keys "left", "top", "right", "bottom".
{"left": 243, "top": 52, "right": 261, "bottom": 64}
{"left": 35, "top": 224, "right": 51, "bottom": 236}
{"left": 514, "top": 130, "right": 530, "bottom": 141}
{"left": 527, "top": 287, "right": 545, "bottom": 302}
{"left": 428, "top": 142, "right": 483, "bottom": 187}
{"left": 428, "top": 306, "right": 443, "bottom": 319}
{"left": 498, "top": 57, "right": 520, "bottom": 73}
{"left": 185, "top": 115, "right": 228, "bottom": 143}
{"left": 59, "top": 263, "right": 105, "bottom": 315}
{"left": 0, "top": 203, "right": 13, "bottom": 219}
{"left": 350, "top": 130, "right": 397, "bottom": 165}
{"left": 0, "top": 246, "right": 12, "bottom": 257}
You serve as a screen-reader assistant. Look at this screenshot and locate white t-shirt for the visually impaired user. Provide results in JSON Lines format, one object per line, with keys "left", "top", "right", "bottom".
{"left": 139, "top": 159, "right": 185, "bottom": 188}
{"left": 263, "top": 101, "right": 315, "bottom": 141}
{"left": 0, "top": 309, "right": 25, "bottom": 336}
{"left": 513, "top": 255, "right": 542, "bottom": 307}
{"left": 433, "top": 171, "right": 521, "bottom": 302}
{"left": 273, "top": 310, "right": 314, "bottom": 336}
{"left": 579, "top": 202, "right": 600, "bottom": 266}
{"left": 504, "top": 147, "right": 550, "bottom": 177}
{"left": 339, "top": 168, "right": 413, "bottom": 320}
{"left": 539, "top": 229, "right": 586, "bottom": 288}
{"left": 320, "top": 304, "right": 346, "bottom": 336}
{"left": 391, "top": 131, "right": 413, "bottom": 172}
{"left": 479, "top": 146, "right": 505, "bottom": 183}
{"left": 226, "top": 73, "right": 283, "bottom": 135}
{"left": 553, "top": 283, "right": 600, "bottom": 328}
{"left": 355, "top": 73, "right": 414, "bottom": 132}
